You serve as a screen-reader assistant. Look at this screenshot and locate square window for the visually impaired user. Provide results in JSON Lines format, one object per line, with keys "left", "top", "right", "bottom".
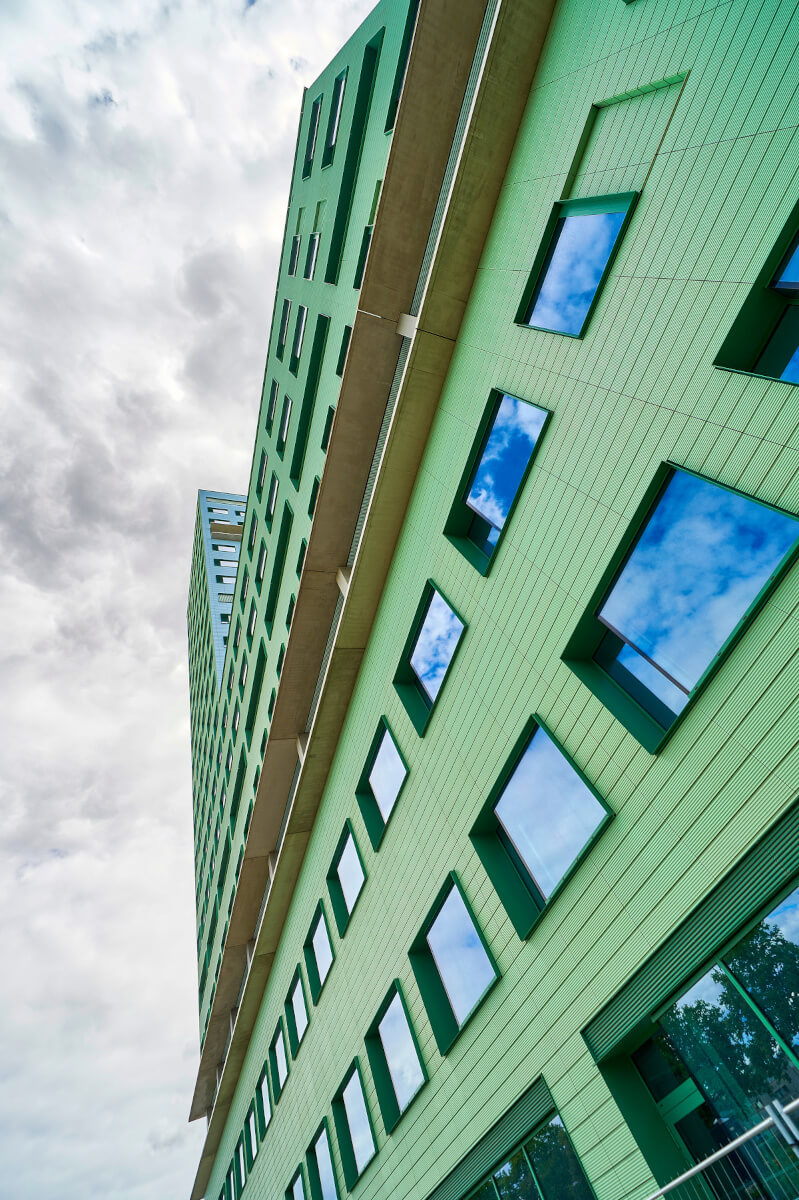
{"left": 410, "top": 873, "right": 498, "bottom": 1055}
{"left": 304, "top": 903, "right": 335, "bottom": 1002}
{"left": 394, "top": 583, "right": 466, "bottom": 736}
{"left": 327, "top": 822, "right": 366, "bottom": 936}
{"left": 306, "top": 1121, "right": 339, "bottom": 1200}
{"left": 270, "top": 1020, "right": 289, "bottom": 1099}
{"left": 563, "top": 465, "right": 799, "bottom": 751}
{"left": 517, "top": 192, "right": 638, "bottom": 338}
{"left": 277, "top": 299, "right": 291, "bottom": 360}
{"left": 446, "top": 392, "right": 550, "bottom": 573}
{"left": 471, "top": 719, "right": 612, "bottom": 939}
{"left": 332, "top": 1062, "right": 376, "bottom": 1187}
{"left": 288, "top": 1168, "right": 306, "bottom": 1200}
{"left": 278, "top": 396, "right": 293, "bottom": 454}
{"left": 304, "top": 233, "right": 320, "bottom": 281}
{"left": 365, "top": 983, "right": 426, "bottom": 1132}
{"left": 286, "top": 968, "right": 309, "bottom": 1054}
{"left": 356, "top": 719, "right": 408, "bottom": 850}
{"left": 256, "top": 1064, "right": 272, "bottom": 1135}
{"left": 288, "top": 234, "right": 301, "bottom": 277}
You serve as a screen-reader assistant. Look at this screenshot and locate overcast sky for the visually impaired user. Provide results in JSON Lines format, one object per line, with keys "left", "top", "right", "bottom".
{"left": 0, "top": 1, "right": 374, "bottom": 1195}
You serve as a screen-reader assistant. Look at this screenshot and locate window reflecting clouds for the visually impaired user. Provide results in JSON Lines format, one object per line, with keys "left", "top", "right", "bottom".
{"left": 311, "top": 910, "right": 333, "bottom": 986}
{"left": 368, "top": 727, "right": 406, "bottom": 822}
{"left": 598, "top": 469, "right": 798, "bottom": 715}
{"left": 526, "top": 209, "right": 626, "bottom": 335}
{"left": 313, "top": 1127, "right": 337, "bottom": 1200}
{"left": 291, "top": 976, "right": 308, "bottom": 1043}
{"left": 337, "top": 833, "right": 364, "bottom": 913}
{"left": 378, "top": 993, "right": 424, "bottom": 1112}
{"left": 342, "top": 1070, "right": 375, "bottom": 1174}
{"left": 274, "top": 1025, "right": 288, "bottom": 1087}
{"left": 292, "top": 1172, "right": 306, "bottom": 1200}
{"left": 466, "top": 394, "right": 548, "bottom": 547}
{"left": 426, "top": 886, "right": 496, "bottom": 1025}
{"left": 494, "top": 726, "right": 607, "bottom": 901}
{"left": 409, "top": 590, "right": 465, "bottom": 703}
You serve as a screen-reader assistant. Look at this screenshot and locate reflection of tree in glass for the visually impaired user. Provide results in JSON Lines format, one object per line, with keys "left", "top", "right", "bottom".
{"left": 725, "top": 918, "right": 799, "bottom": 1057}
{"left": 526, "top": 1116, "right": 594, "bottom": 1200}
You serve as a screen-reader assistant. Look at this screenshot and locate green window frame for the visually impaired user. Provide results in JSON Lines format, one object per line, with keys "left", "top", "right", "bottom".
{"left": 355, "top": 718, "right": 409, "bottom": 850}
{"left": 322, "top": 69, "right": 347, "bottom": 168}
{"left": 289, "top": 307, "right": 307, "bottom": 377}
{"left": 306, "top": 1119, "right": 340, "bottom": 1200}
{"left": 276, "top": 299, "right": 291, "bottom": 360}
{"left": 326, "top": 820, "right": 367, "bottom": 936}
{"left": 332, "top": 1059, "right": 377, "bottom": 1188}
{"left": 304, "top": 901, "right": 335, "bottom": 1003}
{"left": 269, "top": 1017, "right": 290, "bottom": 1101}
{"left": 288, "top": 233, "right": 301, "bottom": 277}
{"left": 287, "top": 1166, "right": 307, "bottom": 1200}
{"left": 465, "top": 1109, "right": 595, "bottom": 1200}
{"left": 393, "top": 581, "right": 467, "bottom": 736}
{"left": 302, "top": 94, "right": 323, "bottom": 178}
{"left": 285, "top": 966, "right": 310, "bottom": 1055}
{"left": 245, "top": 1099, "right": 259, "bottom": 1168}
{"left": 445, "top": 390, "right": 551, "bottom": 575}
{"left": 562, "top": 463, "right": 799, "bottom": 753}
{"left": 235, "top": 1133, "right": 247, "bottom": 1196}
{"left": 364, "top": 980, "right": 427, "bottom": 1132}
{"left": 265, "top": 379, "right": 278, "bottom": 434}
{"left": 515, "top": 191, "right": 638, "bottom": 338}
{"left": 470, "top": 717, "right": 613, "bottom": 940}
{"left": 409, "top": 872, "right": 499, "bottom": 1056}
{"left": 255, "top": 1062, "right": 272, "bottom": 1137}
{"left": 277, "top": 395, "right": 293, "bottom": 456}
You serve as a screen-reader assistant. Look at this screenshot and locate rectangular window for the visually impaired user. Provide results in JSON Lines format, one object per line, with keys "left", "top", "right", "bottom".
{"left": 266, "top": 379, "right": 279, "bottom": 433}
{"left": 256, "top": 1064, "right": 272, "bottom": 1135}
{"left": 286, "top": 968, "right": 309, "bottom": 1054}
{"left": 306, "top": 1122, "right": 339, "bottom": 1200}
{"left": 304, "top": 233, "right": 320, "bottom": 280}
{"left": 322, "top": 69, "right": 347, "bottom": 167}
{"left": 226, "top": 1164, "right": 236, "bottom": 1200}
{"left": 335, "top": 326, "right": 351, "bottom": 377}
{"left": 754, "top": 304, "right": 799, "bottom": 383}
{"left": 288, "top": 233, "right": 302, "bottom": 277}
{"left": 248, "top": 513, "right": 258, "bottom": 553}
{"left": 333, "top": 1062, "right": 376, "bottom": 1187}
{"left": 485, "top": 1115, "right": 594, "bottom": 1200}
{"left": 308, "top": 476, "right": 320, "bottom": 518}
{"left": 304, "top": 903, "right": 334, "bottom": 1002}
{"left": 365, "top": 983, "right": 426, "bottom": 1132}
{"left": 245, "top": 1101, "right": 259, "bottom": 1165}
{"left": 278, "top": 396, "right": 293, "bottom": 454}
{"left": 241, "top": 569, "right": 249, "bottom": 604}
{"left": 471, "top": 719, "right": 612, "bottom": 939}
{"left": 353, "top": 224, "right": 373, "bottom": 288}
{"left": 239, "top": 658, "right": 247, "bottom": 689}
{"left": 356, "top": 719, "right": 408, "bottom": 850}
{"left": 277, "top": 299, "right": 291, "bottom": 360}
{"left": 267, "top": 473, "right": 279, "bottom": 524}
{"left": 410, "top": 873, "right": 498, "bottom": 1054}
{"left": 563, "top": 466, "right": 799, "bottom": 751}
{"left": 517, "top": 192, "right": 637, "bottom": 337}
{"left": 247, "top": 602, "right": 257, "bottom": 639}
{"left": 327, "top": 822, "right": 366, "bottom": 935}
{"left": 446, "top": 391, "right": 549, "bottom": 574}
{"left": 394, "top": 583, "right": 466, "bottom": 735}
{"left": 255, "top": 541, "right": 267, "bottom": 585}
{"left": 257, "top": 449, "right": 267, "bottom": 494}
{"left": 288, "top": 1169, "right": 306, "bottom": 1200}
{"left": 321, "top": 406, "right": 335, "bottom": 451}
{"left": 302, "top": 94, "right": 322, "bottom": 178}
{"left": 236, "top": 1135, "right": 247, "bottom": 1195}
{"left": 269, "top": 1020, "right": 289, "bottom": 1099}
{"left": 290, "top": 307, "right": 307, "bottom": 375}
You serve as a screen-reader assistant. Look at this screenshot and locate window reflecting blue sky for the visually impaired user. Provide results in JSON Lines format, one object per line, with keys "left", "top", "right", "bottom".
{"left": 599, "top": 469, "right": 799, "bottom": 693}
{"left": 291, "top": 976, "right": 308, "bottom": 1043}
{"left": 337, "top": 833, "right": 365, "bottom": 913}
{"left": 292, "top": 1172, "right": 306, "bottom": 1200}
{"left": 494, "top": 726, "right": 606, "bottom": 899}
{"left": 342, "top": 1070, "right": 375, "bottom": 1174}
{"left": 527, "top": 209, "right": 626, "bottom": 335}
{"left": 409, "top": 590, "right": 465, "bottom": 703}
{"left": 466, "top": 394, "right": 547, "bottom": 538}
{"left": 426, "top": 886, "right": 495, "bottom": 1026}
{"left": 614, "top": 640, "right": 688, "bottom": 716}
{"left": 313, "top": 1128, "right": 338, "bottom": 1200}
{"left": 757, "top": 307, "right": 799, "bottom": 383}
{"left": 378, "top": 993, "right": 424, "bottom": 1112}
{"left": 368, "top": 727, "right": 406, "bottom": 822}
{"left": 258, "top": 1072, "right": 271, "bottom": 1127}
{"left": 775, "top": 239, "right": 799, "bottom": 289}
{"left": 274, "top": 1025, "right": 288, "bottom": 1086}
{"left": 311, "top": 910, "right": 333, "bottom": 985}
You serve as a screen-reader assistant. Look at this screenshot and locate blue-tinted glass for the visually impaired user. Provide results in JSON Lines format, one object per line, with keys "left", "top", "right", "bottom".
{"left": 291, "top": 976, "right": 308, "bottom": 1043}
{"left": 311, "top": 910, "right": 333, "bottom": 985}
{"left": 368, "top": 727, "right": 406, "bottom": 822}
{"left": 342, "top": 1071, "right": 375, "bottom": 1174}
{"left": 724, "top": 883, "right": 799, "bottom": 1052}
{"left": 292, "top": 1173, "right": 306, "bottom": 1200}
{"left": 337, "top": 833, "right": 364, "bottom": 913}
{"left": 613, "top": 641, "right": 688, "bottom": 717}
{"left": 409, "top": 590, "right": 465, "bottom": 703}
{"left": 494, "top": 726, "right": 606, "bottom": 900}
{"left": 466, "top": 394, "right": 547, "bottom": 537}
{"left": 774, "top": 238, "right": 799, "bottom": 290}
{"left": 313, "top": 1128, "right": 337, "bottom": 1200}
{"left": 527, "top": 209, "right": 626, "bottom": 335}
{"left": 378, "top": 993, "right": 424, "bottom": 1112}
{"left": 756, "top": 306, "right": 799, "bottom": 383}
{"left": 274, "top": 1026, "right": 288, "bottom": 1086}
{"left": 494, "top": 1151, "right": 539, "bottom": 1200}
{"left": 525, "top": 1115, "right": 594, "bottom": 1200}
{"left": 599, "top": 470, "right": 799, "bottom": 693}
{"left": 426, "top": 886, "right": 496, "bottom": 1025}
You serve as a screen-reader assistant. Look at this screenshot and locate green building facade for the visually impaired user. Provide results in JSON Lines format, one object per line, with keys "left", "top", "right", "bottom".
{"left": 185, "top": 3, "right": 799, "bottom": 1200}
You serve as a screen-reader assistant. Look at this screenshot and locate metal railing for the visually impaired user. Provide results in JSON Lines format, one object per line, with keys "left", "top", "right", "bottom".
{"left": 642, "top": 1097, "right": 799, "bottom": 1200}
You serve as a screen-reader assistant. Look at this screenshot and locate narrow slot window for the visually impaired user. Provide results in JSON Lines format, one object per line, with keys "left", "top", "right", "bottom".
{"left": 322, "top": 69, "right": 347, "bottom": 166}
{"left": 278, "top": 396, "right": 293, "bottom": 453}
{"left": 302, "top": 95, "right": 323, "bottom": 178}
{"left": 290, "top": 306, "right": 308, "bottom": 375}
{"left": 267, "top": 474, "right": 279, "bottom": 524}
{"left": 307, "top": 1124, "right": 338, "bottom": 1200}
{"left": 266, "top": 379, "right": 279, "bottom": 432}
{"left": 277, "top": 299, "right": 291, "bottom": 359}
{"left": 288, "top": 234, "right": 301, "bottom": 277}
{"left": 304, "top": 233, "right": 320, "bottom": 281}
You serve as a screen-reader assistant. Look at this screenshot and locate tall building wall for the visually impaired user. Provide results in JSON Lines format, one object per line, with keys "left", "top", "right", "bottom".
{"left": 187, "top": 1, "right": 799, "bottom": 1200}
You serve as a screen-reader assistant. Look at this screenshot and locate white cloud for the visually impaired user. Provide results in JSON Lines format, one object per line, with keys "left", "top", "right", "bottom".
{"left": 0, "top": 0, "right": 374, "bottom": 1196}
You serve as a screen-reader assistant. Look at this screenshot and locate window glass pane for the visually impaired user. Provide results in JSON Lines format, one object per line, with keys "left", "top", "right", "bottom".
{"left": 259, "top": 1072, "right": 271, "bottom": 1128}
{"left": 378, "top": 993, "right": 424, "bottom": 1112}
{"left": 313, "top": 1127, "right": 337, "bottom": 1200}
{"left": 606, "top": 637, "right": 689, "bottom": 719}
{"left": 342, "top": 1071, "right": 375, "bottom": 1174}
{"left": 291, "top": 976, "right": 308, "bottom": 1043}
{"left": 368, "top": 728, "right": 406, "bottom": 822}
{"left": 755, "top": 306, "right": 799, "bottom": 383}
{"left": 237, "top": 1141, "right": 246, "bottom": 1186}
{"left": 494, "top": 726, "right": 606, "bottom": 901}
{"left": 466, "top": 395, "right": 547, "bottom": 539}
{"left": 526, "top": 209, "right": 626, "bottom": 335}
{"left": 525, "top": 1115, "right": 594, "bottom": 1200}
{"left": 724, "top": 883, "right": 799, "bottom": 1053}
{"left": 774, "top": 238, "right": 799, "bottom": 290}
{"left": 337, "top": 834, "right": 364, "bottom": 913}
{"left": 493, "top": 1151, "right": 539, "bottom": 1200}
{"left": 426, "top": 886, "right": 495, "bottom": 1025}
{"left": 274, "top": 1027, "right": 288, "bottom": 1086}
{"left": 293, "top": 1173, "right": 306, "bottom": 1200}
{"left": 409, "top": 591, "right": 465, "bottom": 703}
{"left": 311, "top": 911, "right": 333, "bottom": 985}
{"left": 247, "top": 1108, "right": 258, "bottom": 1158}
{"left": 599, "top": 470, "right": 799, "bottom": 694}
{"left": 469, "top": 1182, "right": 498, "bottom": 1200}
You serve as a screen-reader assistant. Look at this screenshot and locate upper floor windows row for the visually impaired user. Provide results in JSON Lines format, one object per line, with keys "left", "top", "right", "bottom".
{"left": 301, "top": 67, "right": 347, "bottom": 180}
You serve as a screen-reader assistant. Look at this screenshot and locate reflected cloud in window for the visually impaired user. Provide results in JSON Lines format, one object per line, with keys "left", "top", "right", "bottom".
{"left": 466, "top": 394, "right": 548, "bottom": 550}
{"left": 311, "top": 911, "right": 333, "bottom": 986}
{"left": 526, "top": 209, "right": 626, "bottom": 335}
{"left": 342, "top": 1070, "right": 375, "bottom": 1174}
{"left": 378, "top": 993, "right": 424, "bottom": 1112}
{"left": 312, "top": 1127, "right": 337, "bottom": 1200}
{"left": 337, "top": 833, "right": 364, "bottom": 914}
{"left": 409, "top": 590, "right": 464, "bottom": 703}
{"left": 368, "top": 727, "right": 406, "bottom": 822}
{"left": 426, "top": 886, "right": 495, "bottom": 1026}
